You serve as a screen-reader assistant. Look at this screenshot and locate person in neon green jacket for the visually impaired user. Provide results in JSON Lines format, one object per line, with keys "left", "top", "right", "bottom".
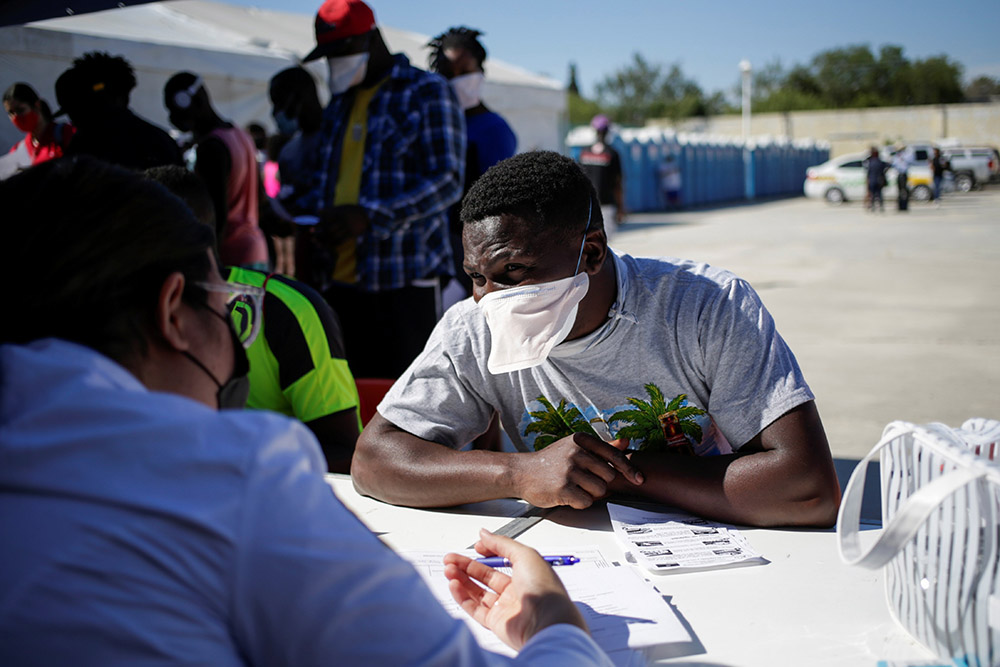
{"left": 146, "top": 165, "right": 360, "bottom": 471}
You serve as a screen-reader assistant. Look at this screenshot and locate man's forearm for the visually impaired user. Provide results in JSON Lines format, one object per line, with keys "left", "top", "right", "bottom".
{"left": 352, "top": 417, "right": 521, "bottom": 507}
{"left": 611, "top": 447, "right": 840, "bottom": 527}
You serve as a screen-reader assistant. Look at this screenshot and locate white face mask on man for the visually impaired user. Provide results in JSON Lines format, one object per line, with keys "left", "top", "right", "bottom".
{"left": 478, "top": 201, "right": 593, "bottom": 375}
{"left": 450, "top": 72, "right": 485, "bottom": 110}
{"left": 328, "top": 52, "right": 370, "bottom": 94}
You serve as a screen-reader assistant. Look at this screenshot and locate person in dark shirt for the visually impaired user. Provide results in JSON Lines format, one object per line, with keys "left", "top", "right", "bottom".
{"left": 55, "top": 52, "right": 182, "bottom": 171}
{"left": 577, "top": 114, "right": 625, "bottom": 233}
{"left": 863, "top": 147, "right": 887, "bottom": 213}
{"left": 428, "top": 26, "right": 517, "bottom": 299}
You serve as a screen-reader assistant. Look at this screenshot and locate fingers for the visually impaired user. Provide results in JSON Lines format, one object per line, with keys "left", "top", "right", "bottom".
{"left": 573, "top": 433, "right": 644, "bottom": 485}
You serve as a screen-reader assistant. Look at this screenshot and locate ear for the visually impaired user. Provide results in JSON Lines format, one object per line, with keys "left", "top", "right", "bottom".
{"left": 582, "top": 227, "right": 608, "bottom": 275}
{"left": 156, "top": 272, "right": 194, "bottom": 353}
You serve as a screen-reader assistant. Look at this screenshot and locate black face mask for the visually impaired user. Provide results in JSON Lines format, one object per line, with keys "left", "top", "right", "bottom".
{"left": 182, "top": 304, "right": 251, "bottom": 410}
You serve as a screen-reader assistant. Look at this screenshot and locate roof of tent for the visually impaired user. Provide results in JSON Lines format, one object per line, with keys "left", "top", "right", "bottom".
{"left": 0, "top": 0, "right": 566, "bottom": 152}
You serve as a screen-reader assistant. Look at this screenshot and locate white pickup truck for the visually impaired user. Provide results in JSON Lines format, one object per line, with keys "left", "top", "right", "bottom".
{"left": 940, "top": 146, "right": 1000, "bottom": 190}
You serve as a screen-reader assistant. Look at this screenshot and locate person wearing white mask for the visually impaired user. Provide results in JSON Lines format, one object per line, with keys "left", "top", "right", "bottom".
{"left": 298, "top": 0, "right": 466, "bottom": 379}
{"left": 428, "top": 26, "right": 518, "bottom": 301}
{"left": 353, "top": 151, "right": 841, "bottom": 529}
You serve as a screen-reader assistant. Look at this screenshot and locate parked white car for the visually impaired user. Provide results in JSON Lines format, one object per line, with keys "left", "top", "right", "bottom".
{"left": 804, "top": 152, "right": 937, "bottom": 204}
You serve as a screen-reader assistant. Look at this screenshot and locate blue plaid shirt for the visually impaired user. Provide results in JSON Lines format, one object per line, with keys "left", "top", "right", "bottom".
{"left": 305, "top": 54, "right": 465, "bottom": 292}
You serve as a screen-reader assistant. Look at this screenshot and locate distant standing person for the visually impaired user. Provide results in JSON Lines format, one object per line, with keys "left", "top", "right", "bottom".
{"left": 55, "top": 52, "right": 182, "bottom": 170}
{"left": 578, "top": 114, "right": 625, "bottom": 233}
{"left": 891, "top": 147, "right": 912, "bottom": 212}
{"left": 929, "top": 147, "right": 949, "bottom": 204}
{"left": 658, "top": 153, "right": 682, "bottom": 211}
{"left": 164, "top": 72, "right": 269, "bottom": 269}
{"left": 4, "top": 83, "right": 75, "bottom": 166}
{"left": 267, "top": 66, "right": 326, "bottom": 287}
{"left": 864, "top": 147, "right": 887, "bottom": 213}
{"left": 428, "top": 25, "right": 517, "bottom": 297}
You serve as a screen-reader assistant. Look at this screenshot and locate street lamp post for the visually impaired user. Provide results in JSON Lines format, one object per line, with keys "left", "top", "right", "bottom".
{"left": 739, "top": 60, "right": 754, "bottom": 200}
{"left": 740, "top": 59, "right": 752, "bottom": 142}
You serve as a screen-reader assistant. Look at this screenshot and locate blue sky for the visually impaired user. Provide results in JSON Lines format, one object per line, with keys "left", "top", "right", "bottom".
{"left": 225, "top": 0, "right": 1000, "bottom": 100}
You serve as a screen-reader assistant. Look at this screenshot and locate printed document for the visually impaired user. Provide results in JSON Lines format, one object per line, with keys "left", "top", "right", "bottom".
{"left": 608, "top": 503, "right": 766, "bottom": 573}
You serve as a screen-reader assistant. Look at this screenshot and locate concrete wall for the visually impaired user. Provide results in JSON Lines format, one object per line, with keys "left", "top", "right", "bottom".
{"left": 651, "top": 103, "right": 1000, "bottom": 156}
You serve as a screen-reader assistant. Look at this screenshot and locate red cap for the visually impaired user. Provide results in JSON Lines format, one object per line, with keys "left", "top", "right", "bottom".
{"left": 303, "top": 0, "right": 377, "bottom": 62}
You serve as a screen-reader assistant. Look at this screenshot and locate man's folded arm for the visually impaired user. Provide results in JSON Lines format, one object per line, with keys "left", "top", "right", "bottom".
{"left": 609, "top": 401, "right": 841, "bottom": 527}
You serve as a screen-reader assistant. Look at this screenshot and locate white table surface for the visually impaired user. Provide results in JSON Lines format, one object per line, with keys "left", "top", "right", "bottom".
{"left": 326, "top": 474, "right": 936, "bottom": 666}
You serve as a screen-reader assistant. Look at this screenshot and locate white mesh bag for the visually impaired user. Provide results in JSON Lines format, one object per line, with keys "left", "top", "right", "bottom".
{"left": 837, "top": 419, "right": 1000, "bottom": 667}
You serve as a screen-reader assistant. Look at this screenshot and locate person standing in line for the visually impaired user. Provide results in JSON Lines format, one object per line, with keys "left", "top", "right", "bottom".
{"left": 891, "top": 147, "right": 912, "bottom": 212}
{"left": 164, "top": 72, "right": 269, "bottom": 270}
{"left": 929, "top": 147, "right": 949, "bottom": 205}
{"left": 267, "top": 66, "right": 328, "bottom": 287}
{"left": 658, "top": 153, "right": 682, "bottom": 211}
{"left": 3, "top": 82, "right": 75, "bottom": 166}
{"left": 863, "top": 147, "right": 887, "bottom": 213}
{"left": 428, "top": 25, "right": 517, "bottom": 300}
{"left": 578, "top": 114, "right": 625, "bottom": 235}
{"left": 297, "top": 0, "right": 466, "bottom": 379}
{"left": 54, "top": 52, "right": 183, "bottom": 171}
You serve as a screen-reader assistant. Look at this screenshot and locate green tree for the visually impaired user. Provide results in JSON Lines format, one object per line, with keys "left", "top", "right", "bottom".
{"left": 568, "top": 91, "right": 602, "bottom": 126}
{"left": 567, "top": 62, "right": 580, "bottom": 96}
{"left": 607, "top": 385, "right": 706, "bottom": 452}
{"left": 525, "top": 396, "right": 601, "bottom": 451}
{"left": 752, "top": 44, "right": 966, "bottom": 111}
{"left": 965, "top": 75, "right": 1000, "bottom": 101}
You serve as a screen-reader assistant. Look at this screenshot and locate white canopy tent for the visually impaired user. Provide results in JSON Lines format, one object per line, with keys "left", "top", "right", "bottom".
{"left": 0, "top": 0, "right": 567, "bottom": 156}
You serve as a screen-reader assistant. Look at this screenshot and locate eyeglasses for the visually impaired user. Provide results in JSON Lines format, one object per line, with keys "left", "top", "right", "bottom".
{"left": 194, "top": 281, "right": 266, "bottom": 349}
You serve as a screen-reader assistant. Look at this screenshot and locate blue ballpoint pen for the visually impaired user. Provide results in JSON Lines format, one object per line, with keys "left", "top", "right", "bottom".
{"left": 475, "top": 555, "right": 580, "bottom": 568}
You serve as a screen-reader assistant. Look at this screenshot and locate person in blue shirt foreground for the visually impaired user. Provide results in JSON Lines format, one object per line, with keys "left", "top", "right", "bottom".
{"left": 0, "top": 156, "right": 611, "bottom": 665}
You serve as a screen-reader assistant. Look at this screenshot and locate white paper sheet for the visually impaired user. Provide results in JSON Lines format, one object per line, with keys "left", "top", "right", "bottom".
{"left": 608, "top": 503, "right": 766, "bottom": 574}
{"left": 400, "top": 546, "right": 692, "bottom": 664}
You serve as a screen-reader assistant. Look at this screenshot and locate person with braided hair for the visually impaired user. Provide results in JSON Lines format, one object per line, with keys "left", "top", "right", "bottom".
{"left": 428, "top": 26, "right": 517, "bottom": 298}
{"left": 55, "top": 51, "right": 182, "bottom": 170}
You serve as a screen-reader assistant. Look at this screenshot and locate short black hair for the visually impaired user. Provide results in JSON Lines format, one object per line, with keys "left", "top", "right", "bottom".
{"left": 427, "top": 26, "right": 487, "bottom": 74}
{"left": 145, "top": 165, "right": 216, "bottom": 229}
{"left": 164, "top": 71, "right": 205, "bottom": 110}
{"left": 269, "top": 66, "right": 319, "bottom": 107}
{"left": 460, "top": 151, "right": 602, "bottom": 236}
{"left": 70, "top": 51, "right": 137, "bottom": 100}
{"left": 1, "top": 157, "right": 215, "bottom": 363}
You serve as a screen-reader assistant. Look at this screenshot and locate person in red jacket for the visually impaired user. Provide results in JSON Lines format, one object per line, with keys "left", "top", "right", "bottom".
{"left": 4, "top": 82, "right": 75, "bottom": 166}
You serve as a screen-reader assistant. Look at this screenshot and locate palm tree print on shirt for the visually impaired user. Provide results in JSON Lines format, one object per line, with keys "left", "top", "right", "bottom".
{"left": 608, "top": 384, "right": 706, "bottom": 453}
{"left": 524, "top": 383, "right": 706, "bottom": 453}
{"left": 524, "top": 396, "right": 602, "bottom": 451}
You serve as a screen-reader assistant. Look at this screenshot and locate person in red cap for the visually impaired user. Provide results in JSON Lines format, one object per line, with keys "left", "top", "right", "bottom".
{"left": 577, "top": 114, "right": 625, "bottom": 235}
{"left": 295, "top": 0, "right": 466, "bottom": 380}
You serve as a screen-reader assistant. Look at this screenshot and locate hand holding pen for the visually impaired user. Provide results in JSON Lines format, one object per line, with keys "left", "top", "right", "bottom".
{"left": 475, "top": 555, "right": 580, "bottom": 568}
{"left": 443, "top": 528, "right": 589, "bottom": 650}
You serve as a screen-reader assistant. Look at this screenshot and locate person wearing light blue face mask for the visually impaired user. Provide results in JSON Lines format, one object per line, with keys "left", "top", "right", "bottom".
{"left": 354, "top": 150, "right": 841, "bottom": 530}
{"left": 296, "top": 0, "right": 466, "bottom": 379}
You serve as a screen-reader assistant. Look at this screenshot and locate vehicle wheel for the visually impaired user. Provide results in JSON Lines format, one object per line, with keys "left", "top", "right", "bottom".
{"left": 954, "top": 172, "right": 974, "bottom": 193}
{"left": 911, "top": 185, "right": 931, "bottom": 202}
{"left": 824, "top": 187, "right": 846, "bottom": 204}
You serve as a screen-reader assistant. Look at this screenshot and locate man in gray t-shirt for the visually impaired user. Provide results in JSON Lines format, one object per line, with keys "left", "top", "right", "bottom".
{"left": 353, "top": 151, "right": 840, "bottom": 527}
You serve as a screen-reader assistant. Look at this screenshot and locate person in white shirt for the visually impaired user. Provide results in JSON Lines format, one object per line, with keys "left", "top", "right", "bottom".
{"left": 0, "top": 155, "right": 612, "bottom": 666}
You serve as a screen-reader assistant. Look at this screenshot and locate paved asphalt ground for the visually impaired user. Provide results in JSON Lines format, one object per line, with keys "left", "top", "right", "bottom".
{"left": 610, "top": 189, "right": 1000, "bottom": 460}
